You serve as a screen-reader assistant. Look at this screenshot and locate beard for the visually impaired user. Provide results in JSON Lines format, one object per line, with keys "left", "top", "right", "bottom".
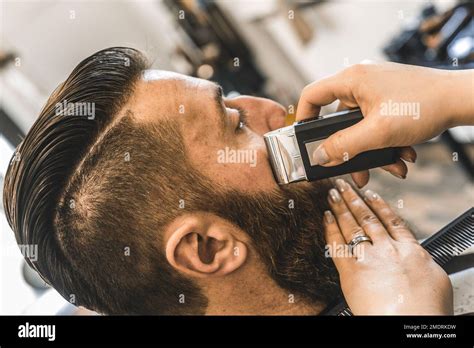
{"left": 191, "top": 177, "right": 342, "bottom": 307}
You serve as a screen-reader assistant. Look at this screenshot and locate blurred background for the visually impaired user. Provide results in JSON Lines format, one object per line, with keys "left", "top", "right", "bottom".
{"left": 0, "top": 0, "right": 472, "bottom": 315}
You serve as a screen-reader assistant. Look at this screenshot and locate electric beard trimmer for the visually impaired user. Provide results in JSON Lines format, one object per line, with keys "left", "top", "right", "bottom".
{"left": 264, "top": 108, "right": 399, "bottom": 184}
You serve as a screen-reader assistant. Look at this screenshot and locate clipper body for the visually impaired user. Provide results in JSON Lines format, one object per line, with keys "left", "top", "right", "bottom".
{"left": 264, "top": 109, "right": 398, "bottom": 184}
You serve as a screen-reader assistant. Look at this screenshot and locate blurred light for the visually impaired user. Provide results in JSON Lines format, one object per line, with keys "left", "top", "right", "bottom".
{"left": 225, "top": 91, "right": 240, "bottom": 99}
{"left": 202, "top": 43, "right": 220, "bottom": 60}
{"left": 0, "top": 135, "right": 14, "bottom": 177}
{"left": 448, "top": 36, "right": 473, "bottom": 59}
{"left": 197, "top": 64, "right": 214, "bottom": 79}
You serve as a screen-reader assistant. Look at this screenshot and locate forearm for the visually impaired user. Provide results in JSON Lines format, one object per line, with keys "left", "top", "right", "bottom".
{"left": 444, "top": 69, "right": 474, "bottom": 127}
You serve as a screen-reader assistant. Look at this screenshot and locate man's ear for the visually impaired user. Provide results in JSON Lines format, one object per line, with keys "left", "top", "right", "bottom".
{"left": 165, "top": 214, "right": 248, "bottom": 278}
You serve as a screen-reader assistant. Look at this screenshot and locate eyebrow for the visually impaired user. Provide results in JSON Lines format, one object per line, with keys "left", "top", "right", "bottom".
{"left": 212, "top": 84, "right": 227, "bottom": 130}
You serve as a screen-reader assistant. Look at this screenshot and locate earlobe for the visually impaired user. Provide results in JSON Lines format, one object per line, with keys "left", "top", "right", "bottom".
{"left": 165, "top": 216, "right": 248, "bottom": 279}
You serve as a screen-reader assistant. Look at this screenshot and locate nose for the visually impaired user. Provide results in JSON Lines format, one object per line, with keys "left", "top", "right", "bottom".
{"left": 223, "top": 96, "right": 286, "bottom": 136}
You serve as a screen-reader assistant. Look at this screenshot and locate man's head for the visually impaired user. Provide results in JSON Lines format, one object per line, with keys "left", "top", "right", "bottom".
{"left": 3, "top": 47, "right": 340, "bottom": 315}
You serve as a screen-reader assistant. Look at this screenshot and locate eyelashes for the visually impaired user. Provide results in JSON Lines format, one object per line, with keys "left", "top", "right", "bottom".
{"left": 234, "top": 107, "right": 248, "bottom": 132}
{"left": 217, "top": 86, "right": 224, "bottom": 100}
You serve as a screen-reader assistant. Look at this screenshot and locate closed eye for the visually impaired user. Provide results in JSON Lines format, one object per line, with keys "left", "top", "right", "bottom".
{"left": 233, "top": 107, "right": 248, "bottom": 133}
{"left": 212, "top": 83, "right": 248, "bottom": 134}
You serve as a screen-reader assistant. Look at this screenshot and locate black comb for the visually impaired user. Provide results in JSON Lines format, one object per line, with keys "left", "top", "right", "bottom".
{"left": 324, "top": 207, "right": 474, "bottom": 316}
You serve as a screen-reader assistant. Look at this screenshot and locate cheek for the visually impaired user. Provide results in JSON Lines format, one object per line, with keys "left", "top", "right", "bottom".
{"left": 187, "top": 141, "right": 278, "bottom": 193}
{"left": 215, "top": 163, "right": 276, "bottom": 193}
{"left": 227, "top": 134, "right": 278, "bottom": 191}
{"left": 223, "top": 146, "right": 276, "bottom": 191}
{"left": 183, "top": 115, "right": 279, "bottom": 192}
{"left": 255, "top": 143, "right": 276, "bottom": 180}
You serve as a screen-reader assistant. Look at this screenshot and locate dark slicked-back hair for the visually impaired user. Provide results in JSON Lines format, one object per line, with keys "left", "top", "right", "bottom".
{"left": 3, "top": 47, "right": 207, "bottom": 314}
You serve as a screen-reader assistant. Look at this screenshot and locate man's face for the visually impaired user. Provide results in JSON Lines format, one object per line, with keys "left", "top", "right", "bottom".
{"left": 129, "top": 69, "right": 287, "bottom": 192}
{"left": 126, "top": 69, "right": 340, "bottom": 306}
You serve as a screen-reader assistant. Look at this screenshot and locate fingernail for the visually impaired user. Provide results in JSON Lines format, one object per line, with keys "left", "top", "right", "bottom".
{"left": 364, "top": 189, "right": 379, "bottom": 201}
{"left": 329, "top": 188, "right": 341, "bottom": 203}
{"left": 404, "top": 156, "right": 416, "bottom": 163}
{"left": 324, "top": 210, "right": 334, "bottom": 223}
{"left": 313, "top": 145, "right": 329, "bottom": 166}
{"left": 393, "top": 173, "right": 406, "bottom": 179}
{"left": 335, "top": 178, "right": 348, "bottom": 192}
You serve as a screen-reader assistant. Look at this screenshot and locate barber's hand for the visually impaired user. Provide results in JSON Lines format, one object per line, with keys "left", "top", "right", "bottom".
{"left": 296, "top": 62, "right": 474, "bottom": 187}
{"left": 323, "top": 178, "right": 453, "bottom": 315}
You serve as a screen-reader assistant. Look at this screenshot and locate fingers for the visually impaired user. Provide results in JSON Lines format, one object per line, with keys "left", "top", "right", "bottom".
{"left": 310, "top": 117, "right": 385, "bottom": 167}
{"left": 381, "top": 159, "right": 408, "bottom": 179}
{"left": 381, "top": 147, "right": 417, "bottom": 180}
{"left": 350, "top": 170, "right": 370, "bottom": 188}
{"left": 332, "top": 179, "right": 389, "bottom": 243}
{"left": 351, "top": 147, "right": 416, "bottom": 186}
{"left": 323, "top": 210, "right": 354, "bottom": 269}
{"left": 295, "top": 75, "right": 344, "bottom": 121}
{"left": 336, "top": 101, "right": 351, "bottom": 112}
{"left": 363, "top": 189, "right": 417, "bottom": 242}
{"left": 399, "top": 146, "right": 417, "bottom": 163}
{"left": 327, "top": 188, "right": 366, "bottom": 243}
{"left": 330, "top": 178, "right": 416, "bottom": 243}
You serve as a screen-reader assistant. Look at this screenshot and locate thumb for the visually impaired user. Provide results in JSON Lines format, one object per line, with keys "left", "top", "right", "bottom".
{"left": 312, "top": 118, "right": 383, "bottom": 166}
